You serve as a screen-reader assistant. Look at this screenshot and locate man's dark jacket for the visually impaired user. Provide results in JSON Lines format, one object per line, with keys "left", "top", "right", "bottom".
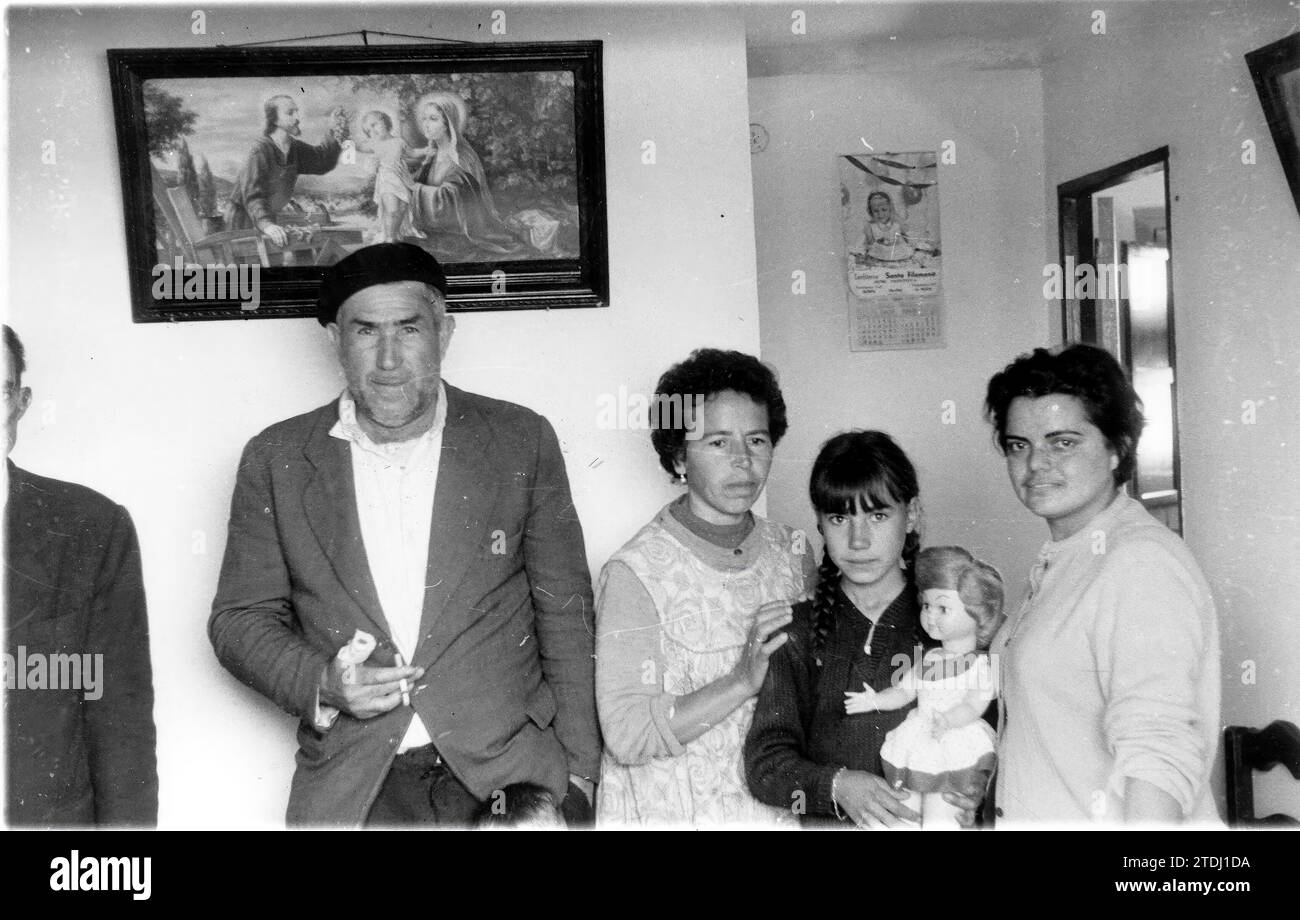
{"left": 5, "top": 460, "right": 158, "bottom": 826}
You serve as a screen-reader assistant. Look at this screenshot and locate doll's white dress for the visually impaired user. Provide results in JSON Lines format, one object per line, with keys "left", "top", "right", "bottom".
{"left": 880, "top": 649, "right": 997, "bottom": 794}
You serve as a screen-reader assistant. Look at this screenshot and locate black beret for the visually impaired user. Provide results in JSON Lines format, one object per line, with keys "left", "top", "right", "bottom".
{"left": 317, "top": 242, "right": 448, "bottom": 326}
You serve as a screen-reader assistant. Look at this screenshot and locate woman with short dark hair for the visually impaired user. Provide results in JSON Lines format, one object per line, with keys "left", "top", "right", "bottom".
{"left": 594, "top": 348, "right": 812, "bottom": 826}
{"left": 984, "top": 343, "right": 1220, "bottom": 824}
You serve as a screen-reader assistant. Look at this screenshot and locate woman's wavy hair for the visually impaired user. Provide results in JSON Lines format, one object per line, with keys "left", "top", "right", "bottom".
{"left": 914, "top": 546, "right": 1005, "bottom": 651}
{"left": 649, "top": 348, "right": 788, "bottom": 480}
{"left": 808, "top": 430, "right": 920, "bottom": 654}
{"left": 984, "top": 344, "right": 1144, "bottom": 487}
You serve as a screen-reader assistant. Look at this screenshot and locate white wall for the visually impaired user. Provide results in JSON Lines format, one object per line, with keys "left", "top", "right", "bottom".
{"left": 749, "top": 67, "right": 1050, "bottom": 598}
{"left": 5, "top": 3, "right": 761, "bottom": 826}
{"left": 1040, "top": 0, "right": 1300, "bottom": 817}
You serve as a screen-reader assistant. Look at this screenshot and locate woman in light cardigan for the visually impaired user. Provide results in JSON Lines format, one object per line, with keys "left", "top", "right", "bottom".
{"left": 984, "top": 344, "right": 1220, "bottom": 824}
{"left": 594, "top": 349, "right": 814, "bottom": 826}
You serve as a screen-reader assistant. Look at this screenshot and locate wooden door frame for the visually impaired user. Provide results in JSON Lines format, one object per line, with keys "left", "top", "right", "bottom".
{"left": 1057, "top": 146, "right": 1182, "bottom": 534}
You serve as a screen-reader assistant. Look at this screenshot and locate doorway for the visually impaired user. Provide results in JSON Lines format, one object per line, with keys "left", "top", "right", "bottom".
{"left": 1058, "top": 148, "right": 1181, "bottom": 534}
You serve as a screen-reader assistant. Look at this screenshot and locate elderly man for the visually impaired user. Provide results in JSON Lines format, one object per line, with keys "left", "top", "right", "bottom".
{"left": 209, "top": 243, "right": 599, "bottom": 826}
{"left": 222, "top": 94, "right": 347, "bottom": 248}
{"left": 4, "top": 325, "right": 158, "bottom": 826}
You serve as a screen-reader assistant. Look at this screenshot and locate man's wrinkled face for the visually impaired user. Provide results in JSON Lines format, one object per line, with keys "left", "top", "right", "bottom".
{"left": 326, "top": 281, "right": 455, "bottom": 444}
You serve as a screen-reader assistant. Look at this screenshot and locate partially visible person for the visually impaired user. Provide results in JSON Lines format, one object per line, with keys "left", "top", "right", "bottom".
{"left": 846, "top": 545, "right": 1003, "bottom": 828}
{"left": 984, "top": 344, "right": 1221, "bottom": 824}
{"left": 595, "top": 349, "right": 813, "bottom": 826}
{"left": 745, "top": 430, "right": 936, "bottom": 828}
{"left": 222, "top": 94, "right": 348, "bottom": 248}
{"left": 3, "top": 325, "right": 158, "bottom": 826}
{"left": 477, "top": 782, "right": 566, "bottom": 829}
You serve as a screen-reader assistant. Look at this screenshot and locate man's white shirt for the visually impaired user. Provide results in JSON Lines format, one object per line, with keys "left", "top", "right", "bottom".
{"left": 317, "top": 383, "right": 447, "bottom": 751}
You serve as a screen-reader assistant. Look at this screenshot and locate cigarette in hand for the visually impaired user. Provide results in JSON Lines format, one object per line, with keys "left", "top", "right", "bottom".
{"left": 394, "top": 652, "right": 412, "bottom": 707}
{"left": 337, "top": 629, "right": 376, "bottom": 686}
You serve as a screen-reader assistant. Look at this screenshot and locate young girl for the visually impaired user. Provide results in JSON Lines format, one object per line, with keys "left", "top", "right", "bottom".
{"left": 355, "top": 110, "right": 428, "bottom": 243}
{"left": 744, "top": 430, "right": 932, "bottom": 828}
{"left": 845, "top": 545, "right": 1004, "bottom": 828}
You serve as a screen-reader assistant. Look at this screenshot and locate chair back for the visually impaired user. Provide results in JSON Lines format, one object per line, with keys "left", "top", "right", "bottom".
{"left": 1224, "top": 720, "right": 1300, "bottom": 826}
{"left": 150, "top": 162, "right": 199, "bottom": 263}
{"left": 166, "top": 183, "right": 209, "bottom": 247}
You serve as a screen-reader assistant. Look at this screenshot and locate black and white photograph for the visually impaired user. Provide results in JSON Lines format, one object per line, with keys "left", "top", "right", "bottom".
{"left": 3, "top": 0, "right": 1298, "bottom": 893}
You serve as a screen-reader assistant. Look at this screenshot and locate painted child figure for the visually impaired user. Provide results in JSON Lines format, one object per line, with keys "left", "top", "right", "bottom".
{"left": 844, "top": 546, "right": 1005, "bottom": 828}
{"left": 356, "top": 110, "right": 429, "bottom": 244}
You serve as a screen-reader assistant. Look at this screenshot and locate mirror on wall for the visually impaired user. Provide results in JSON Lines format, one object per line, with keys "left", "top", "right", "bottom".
{"left": 1058, "top": 148, "right": 1181, "bottom": 534}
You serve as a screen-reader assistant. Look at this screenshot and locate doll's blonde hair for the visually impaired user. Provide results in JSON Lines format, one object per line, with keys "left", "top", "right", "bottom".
{"left": 915, "top": 546, "right": 1005, "bottom": 650}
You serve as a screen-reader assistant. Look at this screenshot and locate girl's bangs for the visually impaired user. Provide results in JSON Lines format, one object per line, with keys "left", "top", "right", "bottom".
{"left": 811, "top": 466, "right": 905, "bottom": 516}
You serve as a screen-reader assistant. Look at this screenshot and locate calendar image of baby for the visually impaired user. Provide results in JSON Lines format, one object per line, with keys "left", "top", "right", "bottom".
{"left": 838, "top": 151, "right": 945, "bottom": 352}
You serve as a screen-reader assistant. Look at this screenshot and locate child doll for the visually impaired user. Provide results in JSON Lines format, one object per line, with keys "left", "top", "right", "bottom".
{"left": 355, "top": 110, "right": 429, "bottom": 243}
{"left": 844, "top": 545, "right": 1004, "bottom": 828}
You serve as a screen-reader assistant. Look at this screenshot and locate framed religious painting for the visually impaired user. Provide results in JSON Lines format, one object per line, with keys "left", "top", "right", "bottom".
{"left": 108, "top": 41, "right": 608, "bottom": 321}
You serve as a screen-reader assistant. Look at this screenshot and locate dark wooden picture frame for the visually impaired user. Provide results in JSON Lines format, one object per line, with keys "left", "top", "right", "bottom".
{"left": 1246, "top": 32, "right": 1300, "bottom": 217}
{"left": 108, "top": 41, "right": 608, "bottom": 322}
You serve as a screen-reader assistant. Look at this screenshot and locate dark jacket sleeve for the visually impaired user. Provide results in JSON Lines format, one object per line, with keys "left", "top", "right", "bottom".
{"left": 209, "top": 436, "right": 332, "bottom": 722}
{"left": 744, "top": 612, "right": 842, "bottom": 819}
{"left": 524, "top": 415, "right": 601, "bottom": 782}
{"left": 84, "top": 504, "right": 158, "bottom": 826}
{"left": 238, "top": 143, "right": 277, "bottom": 226}
{"left": 291, "top": 134, "right": 342, "bottom": 176}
